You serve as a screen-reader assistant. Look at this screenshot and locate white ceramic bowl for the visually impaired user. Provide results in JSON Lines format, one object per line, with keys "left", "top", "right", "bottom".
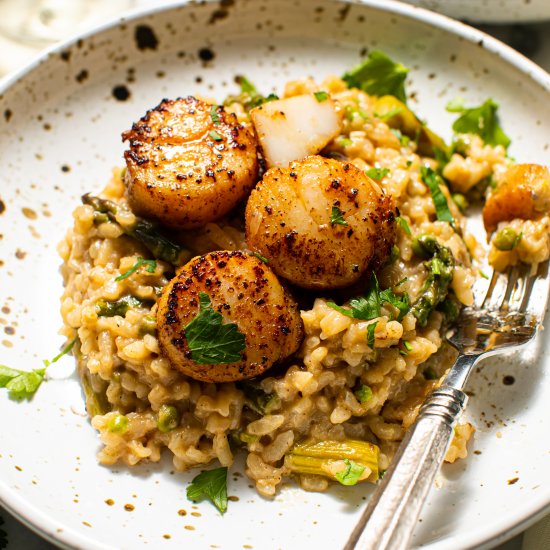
{"left": 0, "top": 1, "right": 549, "bottom": 549}
{"left": 404, "top": 0, "right": 550, "bottom": 23}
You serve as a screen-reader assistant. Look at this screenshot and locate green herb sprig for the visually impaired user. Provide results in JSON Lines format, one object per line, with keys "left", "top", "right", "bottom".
{"left": 330, "top": 206, "right": 348, "bottom": 226}
{"left": 115, "top": 257, "right": 157, "bottom": 281}
{"left": 0, "top": 337, "right": 77, "bottom": 399}
{"left": 187, "top": 467, "right": 228, "bottom": 514}
{"left": 335, "top": 459, "right": 366, "bottom": 486}
{"left": 342, "top": 50, "right": 409, "bottom": 103}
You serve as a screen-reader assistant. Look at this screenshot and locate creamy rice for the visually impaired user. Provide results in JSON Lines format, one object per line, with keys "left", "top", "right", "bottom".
{"left": 59, "top": 75, "right": 541, "bottom": 498}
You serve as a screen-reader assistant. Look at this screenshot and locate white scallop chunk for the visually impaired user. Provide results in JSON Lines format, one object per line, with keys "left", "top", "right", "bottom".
{"left": 250, "top": 94, "right": 343, "bottom": 168}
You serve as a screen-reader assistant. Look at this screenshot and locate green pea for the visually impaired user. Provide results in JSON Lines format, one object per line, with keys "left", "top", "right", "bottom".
{"left": 494, "top": 228, "right": 522, "bottom": 251}
{"left": 157, "top": 405, "right": 180, "bottom": 433}
{"left": 107, "top": 414, "right": 129, "bottom": 434}
{"left": 451, "top": 193, "right": 469, "bottom": 212}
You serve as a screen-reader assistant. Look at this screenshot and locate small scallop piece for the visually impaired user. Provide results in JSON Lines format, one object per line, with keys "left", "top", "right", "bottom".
{"left": 123, "top": 96, "right": 259, "bottom": 229}
{"left": 245, "top": 155, "right": 398, "bottom": 290}
{"left": 157, "top": 251, "right": 304, "bottom": 383}
{"left": 483, "top": 163, "right": 550, "bottom": 234}
{"left": 250, "top": 94, "right": 343, "bottom": 168}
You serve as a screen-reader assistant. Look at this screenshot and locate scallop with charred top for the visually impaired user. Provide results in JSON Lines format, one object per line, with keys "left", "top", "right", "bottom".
{"left": 245, "top": 155, "right": 398, "bottom": 290}
{"left": 157, "top": 251, "right": 304, "bottom": 383}
{"left": 483, "top": 163, "right": 550, "bottom": 234}
{"left": 122, "top": 97, "right": 259, "bottom": 229}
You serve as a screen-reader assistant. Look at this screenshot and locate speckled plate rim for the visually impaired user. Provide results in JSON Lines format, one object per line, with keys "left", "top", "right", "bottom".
{"left": 0, "top": 1, "right": 549, "bottom": 549}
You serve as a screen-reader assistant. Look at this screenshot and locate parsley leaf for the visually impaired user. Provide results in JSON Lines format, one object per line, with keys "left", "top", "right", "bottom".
{"left": 330, "top": 206, "right": 348, "bottom": 226}
{"left": 209, "top": 130, "right": 222, "bottom": 141}
{"left": 355, "top": 384, "right": 373, "bottom": 404}
{"left": 186, "top": 467, "right": 228, "bottom": 514}
{"left": 210, "top": 104, "right": 221, "bottom": 125}
{"left": 1, "top": 337, "right": 77, "bottom": 399}
{"left": 0, "top": 365, "right": 46, "bottom": 399}
{"left": 226, "top": 76, "right": 279, "bottom": 112}
{"left": 335, "top": 459, "right": 366, "bottom": 486}
{"left": 367, "top": 321, "right": 378, "bottom": 349}
{"left": 446, "top": 98, "right": 510, "bottom": 148}
{"left": 379, "top": 288, "right": 410, "bottom": 321}
{"left": 115, "top": 257, "right": 157, "bottom": 281}
{"left": 420, "top": 166, "right": 454, "bottom": 224}
{"left": 342, "top": 50, "right": 409, "bottom": 103}
{"left": 396, "top": 216, "right": 412, "bottom": 236}
{"left": 365, "top": 167, "right": 390, "bottom": 181}
{"left": 314, "top": 91, "right": 329, "bottom": 102}
{"left": 328, "top": 274, "right": 410, "bottom": 322}
{"left": 184, "top": 292, "right": 246, "bottom": 364}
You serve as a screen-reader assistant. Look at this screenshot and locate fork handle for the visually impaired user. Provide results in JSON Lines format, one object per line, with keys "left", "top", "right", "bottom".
{"left": 343, "top": 386, "right": 468, "bottom": 550}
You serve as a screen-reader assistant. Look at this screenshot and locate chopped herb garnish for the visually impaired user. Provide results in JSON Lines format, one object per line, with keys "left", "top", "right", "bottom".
{"left": 342, "top": 50, "right": 409, "bottom": 103}
{"left": 379, "top": 287, "right": 410, "bottom": 321}
{"left": 225, "top": 76, "right": 279, "bottom": 112}
{"left": 253, "top": 251, "right": 269, "bottom": 264}
{"left": 330, "top": 206, "right": 348, "bottom": 226}
{"left": 355, "top": 384, "right": 373, "bottom": 404}
{"left": 344, "top": 104, "right": 368, "bottom": 121}
{"left": 366, "top": 167, "right": 390, "bottom": 181}
{"left": 314, "top": 91, "right": 329, "bottom": 102}
{"left": 396, "top": 277, "right": 408, "bottom": 287}
{"left": 1, "top": 337, "right": 77, "bottom": 399}
{"left": 396, "top": 216, "right": 412, "bottom": 236}
{"left": 187, "top": 467, "right": 228, "bottom": 514}
{"left": 115, "top": 257, "right": 157, "bottom": 281}
{"left": 337, "top": 137, "right": 353, "bottom": 148}
{"left": 184, "top": 292, "right": 246, "bottom": 364}
{"left": 421, "top": 166, "right": 454, "bottom": 224}
{"left": 403, "top": 340, "right": 413, "bottom": 352}
{"left": 335, "top": 459, "right": 366, "bottom": 486}
{"left": 446, "top": 97, "right": 510, "bottom": 148}
{"left": 367, "top": 321, "right": 378, "bottom": 349}
{"left": 209, "top": 130, "right": 222, "bottom": 141}
{"left": 328, "top": 274, "right": 410, "bottom": 322}
{"left": 479, "top": 270, "right": 489, "bottom": 280}
{"left": 210, "top": 105, "right": 221, "bottom": 125}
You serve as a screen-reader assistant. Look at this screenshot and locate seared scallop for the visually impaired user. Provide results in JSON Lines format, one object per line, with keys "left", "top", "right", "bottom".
{"left": 157, "top": 251, "right": 303, "bottom": 383}
{"left": 483, "top": 163, "right": 550, "bottom": 234}
{"left": 123, "top": 97, "right": 259, "bottom": 229}
{"left": 245, "top": 155, "right": 397, "bottom": 290}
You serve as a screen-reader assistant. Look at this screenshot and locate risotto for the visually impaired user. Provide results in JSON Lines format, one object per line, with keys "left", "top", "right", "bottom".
{"left": 58, "top": 54, "right": 550, "bottom": 501}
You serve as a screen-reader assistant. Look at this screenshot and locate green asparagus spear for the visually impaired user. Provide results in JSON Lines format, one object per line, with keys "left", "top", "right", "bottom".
{"left": 96, "top": 295, "right": 153, "bottom": 317}
{"left": 410, "top": 235, "right": 455, "bottom": 326}
{"left": 82, "top": 194, "right": 191, "bottom": 265}
{"left": 238, "top": 381, "right": 282, "bottom": 415}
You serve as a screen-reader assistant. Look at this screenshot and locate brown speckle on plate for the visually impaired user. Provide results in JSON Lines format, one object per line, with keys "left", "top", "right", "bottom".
{"left": 124, "top": 503, "right": 135, "bottom": 511}
{"left": 135, "top": 24, "right": 159, "bottom": 51}
{"left": 105, "top": 498, "right": 115, "bottom": 506}
{"left": 507, "top": 477, "right": 519, "bottom": 485}
{"left": 75, "top": 69, "right": 89, "bottom": 83}
{"left": 177, "top": 509, "right": 187, "bottom": 516}
{"left": 4, "top": 109, "right": 12, "bottom": 122}
{"left": 15, "top": 249, "right": 26, "bottom": 260}
{"left": 198, "top": 47, "right": 215, "bottom": 63}
{"left": 112, "top": 85, "right": 131, "bottom": 101}
{"left": 502, "top": 375, "right": 515, "bottom": 385}
{"left": 21, "top": 207, "right": 37, "bottom": 220}
{"left": 0, "top": 199, "right": 5, "bottom": 214}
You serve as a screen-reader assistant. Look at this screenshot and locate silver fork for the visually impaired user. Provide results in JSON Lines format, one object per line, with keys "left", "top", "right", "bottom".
{"left": 344, "top": 260, "right": 550, "bottom": 550}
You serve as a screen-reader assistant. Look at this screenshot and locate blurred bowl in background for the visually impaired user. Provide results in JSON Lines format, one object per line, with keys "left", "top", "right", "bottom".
{"left": 405, "top": 0, "right": 550, "bottom": 23}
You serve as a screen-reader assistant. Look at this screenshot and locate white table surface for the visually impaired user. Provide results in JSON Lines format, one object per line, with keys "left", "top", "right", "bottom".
{"left": 0, "top": 3, "right": 549, "bottom": 549}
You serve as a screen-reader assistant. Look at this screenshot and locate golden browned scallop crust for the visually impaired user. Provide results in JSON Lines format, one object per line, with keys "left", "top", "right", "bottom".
{"left": 483, "top": 163, "right": 550, "bottom": 233}
{"left": 123, "top": 97, "right": 259, "bottom": 229}
{"left": 157, "top": 251, "right": 304, "bottom": 383}
{"left": 245, "top": 155, "right": 398, "bottom": 290}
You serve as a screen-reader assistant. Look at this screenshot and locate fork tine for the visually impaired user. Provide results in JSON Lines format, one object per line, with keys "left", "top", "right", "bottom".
{"left": 481, "top": 269, "right": 509, "bottom": 310}
{"left": 522, "top": 261, "right": 550, "bottom": 320}
{"left": 504, "top": 263, "right": 530, "bottom": 312}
